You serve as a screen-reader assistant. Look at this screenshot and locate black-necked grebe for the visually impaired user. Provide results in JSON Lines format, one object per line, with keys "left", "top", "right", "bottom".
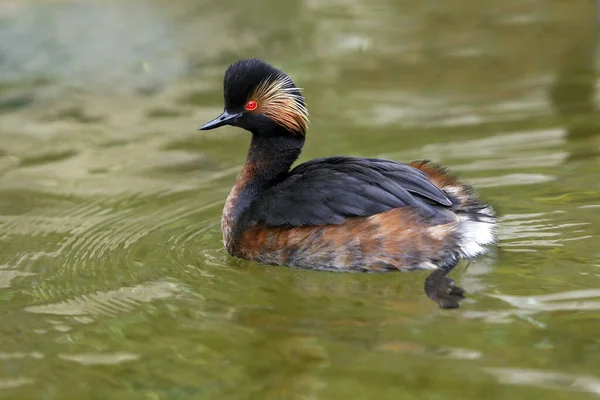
{"left": 199, "top": 59, "right": 497, "bottom": 308}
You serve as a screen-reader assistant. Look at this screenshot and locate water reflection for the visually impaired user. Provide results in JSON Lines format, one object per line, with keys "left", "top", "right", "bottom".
{"left": 59, "top": 352, "right": 140, "bottom": 366}
{"left": 25, "top": 280, "right": 181, "bottom": 318}
{"left": 0, "top": 0, "right": 599, "bottom": 399}
{"left": 0, "top": 2, "right": 186, "bottom": 89}
{"left": 0, "top": 378, "right": 34, "bottom": 390}
{"left": 548, "top": 0, "right": 600, "bottom": 161}
{"left": 487, "top": 368, "right": 600, "bottom": 396}
{"left": 464, "top": 288, "right": 600, "bottom": 324}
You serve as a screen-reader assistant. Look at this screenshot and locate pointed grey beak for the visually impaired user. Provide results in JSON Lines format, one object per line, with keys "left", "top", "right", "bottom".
{"left": 198, "top": 110, "right": 241, "bottom": 131}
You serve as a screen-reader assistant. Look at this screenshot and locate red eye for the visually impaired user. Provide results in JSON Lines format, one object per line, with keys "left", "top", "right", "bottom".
{"left": 245, "top": 100, "right": 257, "bottom": 111}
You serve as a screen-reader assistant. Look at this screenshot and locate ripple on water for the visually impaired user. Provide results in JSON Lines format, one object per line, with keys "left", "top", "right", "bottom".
{"left": 0, "top": 378, "right": 34, "bottom": 390}
{"left": 25, "top": 279, "right": 180, "bottom": 318}
{"left": 0, "top": 188, "right": 222, "bottom": 273}
{"left": 469, "top": 173, "right": 556, "bottom": 188}
{"left": 486, "top": 368, "right": 600, "bottom": 396}
{"left": 463, "top": 288, "right": 600, "bottom": 324}
{"left": 422, "top": 127, "right": 565, "bottom": 165}
{"left": 378, "top": 128, "right": 568, "bottom": 194}
{"left": 499, "top": 212, "right": 592, "bottom": 250}
{"left": 18, "top": 149, "right": 79, "bottom": 167}
{"left": 0, "top": 352, "right": 43, "bottom": 360}
{"left": 59, "top": 353, "right": 139, "bottom": 366}
{"left": 0, "top": 268, "right": 36, "bottom": 288}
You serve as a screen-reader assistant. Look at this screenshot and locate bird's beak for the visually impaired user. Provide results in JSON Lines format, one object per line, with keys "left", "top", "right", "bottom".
{"left": 198, "top": 110, "right": 241, "bottom": 131}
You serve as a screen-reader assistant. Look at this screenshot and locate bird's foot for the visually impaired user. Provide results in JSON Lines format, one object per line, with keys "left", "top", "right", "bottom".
{"left": 424, "top": 269, "right": 465, "bottom": 309}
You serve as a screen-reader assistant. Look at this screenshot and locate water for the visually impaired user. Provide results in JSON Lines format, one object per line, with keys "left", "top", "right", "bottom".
{"left": 0, "top": 0, "right": 599, "bottom": 398}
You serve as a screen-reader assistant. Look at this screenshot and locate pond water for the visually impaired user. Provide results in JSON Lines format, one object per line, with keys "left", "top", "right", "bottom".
{"left": 1, "top": 0, "right": 599, "bottom": 399}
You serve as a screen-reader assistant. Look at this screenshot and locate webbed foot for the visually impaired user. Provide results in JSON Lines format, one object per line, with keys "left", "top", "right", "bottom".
{"left": 424, "top": 269, "right": 465, "bottom": 309}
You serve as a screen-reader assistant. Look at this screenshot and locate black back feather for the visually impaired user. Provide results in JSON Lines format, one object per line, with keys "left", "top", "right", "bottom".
{"left": 246, "top": 156, "right": 454, "bottom": 227}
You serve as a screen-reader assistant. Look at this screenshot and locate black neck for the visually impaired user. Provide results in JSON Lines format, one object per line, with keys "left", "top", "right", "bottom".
{"left": 247, "top": 134, "right": 304, "bottom": 179}
{"left": 229, "top": 133, "right": 304, "bottom": 236}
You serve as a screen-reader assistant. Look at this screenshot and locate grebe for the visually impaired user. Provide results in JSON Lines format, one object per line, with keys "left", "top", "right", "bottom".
{"left": 199, "top": 59, "right": 497, "bottom": 308}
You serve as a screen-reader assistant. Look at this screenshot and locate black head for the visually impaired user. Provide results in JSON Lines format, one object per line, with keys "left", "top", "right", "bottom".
{"left": 199, "top": 59, "right": 309, "bottom": 136}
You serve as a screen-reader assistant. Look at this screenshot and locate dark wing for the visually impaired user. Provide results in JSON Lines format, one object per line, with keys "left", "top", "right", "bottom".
{"left": 248, "top": 156, "right": 454, "bottom": 227}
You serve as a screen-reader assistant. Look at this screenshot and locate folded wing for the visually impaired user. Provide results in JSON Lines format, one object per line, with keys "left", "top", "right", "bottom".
{"left": 247, "top": 156, "right": 455, "bottom": 227}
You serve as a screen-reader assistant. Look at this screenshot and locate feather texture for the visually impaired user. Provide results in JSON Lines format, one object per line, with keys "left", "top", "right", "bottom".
{"left": 249, "top": 73, "right": 309, "bottom": 135}
{"left": 245, "top": 156, "right": 455, "bottom": 227}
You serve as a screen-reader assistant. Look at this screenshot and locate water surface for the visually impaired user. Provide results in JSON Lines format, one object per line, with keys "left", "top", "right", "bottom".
{"left": 1, "top": 0, "right": 599, "bottom": 399}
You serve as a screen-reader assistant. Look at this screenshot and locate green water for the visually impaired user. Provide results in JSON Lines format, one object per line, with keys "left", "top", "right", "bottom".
{"left": 1, "top": 0, "right": 599, "bottom": 398}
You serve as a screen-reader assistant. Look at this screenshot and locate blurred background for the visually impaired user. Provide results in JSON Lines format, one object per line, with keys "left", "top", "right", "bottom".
{"left": 0, "top": 0, "right": 599, "bottom": 399}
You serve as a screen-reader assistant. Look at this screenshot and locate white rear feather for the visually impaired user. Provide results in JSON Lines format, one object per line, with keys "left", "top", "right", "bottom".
{"left": 458, "top": 206, "right": 497, "bottom": 258}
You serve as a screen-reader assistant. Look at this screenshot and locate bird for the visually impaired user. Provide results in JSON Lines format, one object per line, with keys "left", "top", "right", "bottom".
{"left": 199, "top": 59, "right": 497, "bottom": 308}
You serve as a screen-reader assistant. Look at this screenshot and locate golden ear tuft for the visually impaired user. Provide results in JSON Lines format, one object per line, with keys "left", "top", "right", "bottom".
{"left": 250, "top": 74, "right": 309, "bottom": 135}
